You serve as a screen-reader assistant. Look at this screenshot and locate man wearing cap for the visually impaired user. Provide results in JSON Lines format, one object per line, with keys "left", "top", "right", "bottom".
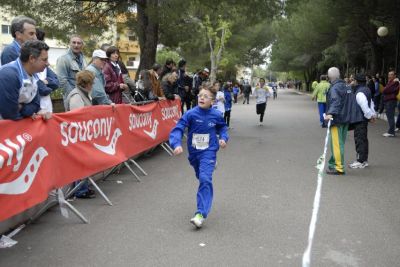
{"left": 86, "top": 50, "right": 113, "bottom": 105}
{"left": 348, "top": 74, "right": 376, "bottom": 169}
{"left": 192, "top": 68, "right": 209, "bottom": 106}
{"left": 1, "top": 16, "right": 37, "bottom": 65}
{"left": 56, "top": 35, "right": 87, "bottom": 109}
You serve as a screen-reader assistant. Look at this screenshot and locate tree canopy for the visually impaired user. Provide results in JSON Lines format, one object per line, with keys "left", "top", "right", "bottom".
{"left": 270, "top": 0, "right": 400, "bottom": 89}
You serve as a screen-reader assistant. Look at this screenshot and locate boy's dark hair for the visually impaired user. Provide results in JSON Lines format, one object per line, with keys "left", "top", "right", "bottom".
{"left": 36, "top": 28, "right": 45, "bottom": 41}
{"left": 20, "top": 40, "right": 49, "bottom": 63}
{"left": 106, "top": 46, "right": 119, "bottom": 58}
{"left": 152, "top": 63, "right": 162, "bottom": 71}
{"left": 165, "top": 58, "right": 175, "bottom": 66}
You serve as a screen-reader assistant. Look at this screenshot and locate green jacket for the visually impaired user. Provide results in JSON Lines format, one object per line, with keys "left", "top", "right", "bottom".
{"left": 312, "top": 80, "right": 330, "bottom": 103}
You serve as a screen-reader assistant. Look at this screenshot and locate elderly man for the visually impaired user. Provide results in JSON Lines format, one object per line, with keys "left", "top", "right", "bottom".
{"left": 56, "top": 35, "right": 87, "bottom": 108}
{"left": 324, "top": 67, "right": 350, "bottom": 175}
{"left": 86, "top": 49, "right": 113, "bottom": 105}
{"left": 0, "top": 40, "right": 51, "bottom": 120}
{"left": 1, "top": 16, "right": 37, "bottom": 65}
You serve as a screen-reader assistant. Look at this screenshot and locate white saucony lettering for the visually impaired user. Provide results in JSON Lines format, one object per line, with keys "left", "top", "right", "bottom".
{"left": 60, "top": 117, "right": 114, "bottom": 146}
{"left": 161, "top": 105, "right": 180, "bottom": 121}
{"left": 129, "top": 112, "right": 152, "bottom": 131}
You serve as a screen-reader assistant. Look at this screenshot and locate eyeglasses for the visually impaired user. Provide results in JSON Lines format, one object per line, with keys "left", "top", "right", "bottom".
{"left": 198, "top": 93, "right": 213, "bottom": 100}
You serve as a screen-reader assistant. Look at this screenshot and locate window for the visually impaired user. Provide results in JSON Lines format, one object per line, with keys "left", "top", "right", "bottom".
{"left": 126, "top": 56, "right": 136, "bottom": 67}
{"left": 1, "top": 25, "right": 10, "bottom": 34}
{"left": 127, "top": 30, "right": 137, "bottom": 42}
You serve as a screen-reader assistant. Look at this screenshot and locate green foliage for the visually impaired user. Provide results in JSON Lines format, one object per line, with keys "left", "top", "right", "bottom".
{"left": 156, "top": 48, "right": 181, "bottom": 66}
{"left": 271, "top": 0, "right": 400, "bottom": 79}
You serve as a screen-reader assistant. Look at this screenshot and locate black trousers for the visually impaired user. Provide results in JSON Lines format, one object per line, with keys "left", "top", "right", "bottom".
{"left": 353, "top": 120, "right": 368, "bottom": 163}
{"left": 385, "top": 100, "right": 397, "bottom": 134}
{"left": 243, "top": 94, "right": 250, "bottom": 104}
{"left": 256, "top": 102, "right": 266, "bottom": 122}
{"left": 224, "top": 110, "right": 231, "bottom": 127}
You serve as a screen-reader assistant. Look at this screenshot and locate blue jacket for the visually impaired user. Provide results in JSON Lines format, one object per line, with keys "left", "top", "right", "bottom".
{"left": 224, "top": 88, "right": 232, "bottom": 111}
{"left": 326, "top": 79, "right": 349, "bottom": 125}
{"left": 0, "top": 40, "right": 20, "bottom": 65}
{"left": 169, "top": 106, "right": 229, "bottom": 154}
{"left": 86, "top": 64, "right": 112, "bottom": 105}
{"left": 37, "top": 67, "right": 60, "bottom": 96}
{"left": 0, "top": 60, "right": 40, "bottom": 120}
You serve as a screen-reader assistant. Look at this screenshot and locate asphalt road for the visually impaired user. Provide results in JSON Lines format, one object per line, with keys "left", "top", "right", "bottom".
{"left": 1, "top": 89, "right": 399, "bottom": 267}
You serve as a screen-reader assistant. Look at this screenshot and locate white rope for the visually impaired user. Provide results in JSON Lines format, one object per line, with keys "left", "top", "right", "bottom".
{"left": 302, "top": 119, "right": 332, "bottom": 267}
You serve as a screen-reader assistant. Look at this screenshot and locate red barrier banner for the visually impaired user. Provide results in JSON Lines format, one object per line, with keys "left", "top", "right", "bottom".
{"left": 0, "top": 100, "right": 181, "bottom": 222}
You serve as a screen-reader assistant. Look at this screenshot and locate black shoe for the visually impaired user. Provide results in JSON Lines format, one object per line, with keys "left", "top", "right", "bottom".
{"left": 326, "top": 169, "right": 344, "bottom": 175}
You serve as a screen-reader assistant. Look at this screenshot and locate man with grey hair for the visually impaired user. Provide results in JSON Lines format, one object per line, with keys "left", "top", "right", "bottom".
{"left": 1, "top": 16, "right": 37, "bottom": 65}
{"left": 324, "top": 67, "right": 350, "bottom": 175}
{"left": 56, "top": 35, "right": 87, "bottom": 109}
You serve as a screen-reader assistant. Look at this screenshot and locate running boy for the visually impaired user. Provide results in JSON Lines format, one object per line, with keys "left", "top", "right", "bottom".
{"left": 254, "top": 78, "right": 271, "bottom": 125}
{"left": 169, "top": 85, "right": 229, "bottom": 228}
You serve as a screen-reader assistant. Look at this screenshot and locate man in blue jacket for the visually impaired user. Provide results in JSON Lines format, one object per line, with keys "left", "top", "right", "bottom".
{"left": 1, "top": 16, "right": 37, "bottom": 65}
{"left": 0, "top": 40, "right": 50, "bottom": 120}
{"left": 324, "top": 67, "right": 350, "bottom": 175}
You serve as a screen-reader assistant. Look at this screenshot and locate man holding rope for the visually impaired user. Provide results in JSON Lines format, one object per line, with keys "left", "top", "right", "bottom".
{"left": 324, "top": 67, "right": 349, "bottom": 175}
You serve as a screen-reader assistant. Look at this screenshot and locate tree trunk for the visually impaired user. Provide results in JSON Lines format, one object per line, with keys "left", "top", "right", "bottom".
{"left": 136, "top": 0, "right": 159, "bottom": 79}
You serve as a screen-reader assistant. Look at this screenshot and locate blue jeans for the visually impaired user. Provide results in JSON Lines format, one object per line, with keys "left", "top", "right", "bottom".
{"left": 188, "top": 151, "right": 217, "bottom": 218}
{"left": 317, "top": 102, "right": 326, "bottom": 126}
{"left": 74, "top": 179, "right": 89, "bottom": 197}
{"left": 385, "top": 100, "right": 397, "bottom": 135}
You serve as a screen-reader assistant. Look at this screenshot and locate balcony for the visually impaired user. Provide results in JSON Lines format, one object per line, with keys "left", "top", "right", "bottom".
{"left": 118, "top": 40, "right": 140, "bottom": 53}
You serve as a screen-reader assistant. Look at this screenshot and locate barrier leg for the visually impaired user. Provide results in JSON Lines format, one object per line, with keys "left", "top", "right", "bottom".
{"left": 28, "top": 196, "right": 58, "bottom": 223}
{"left": 160, "top": 143, "right": 173, "bottom": 156}
{"left": 102, "top": 164, "right": 121, "bottom": 181}
{"left": 61, "top": 200, "right": 89, "bottom": 224}
{"left": 65, "top": 180, "right": 86, "bottom": 199}
{"left": 88, "top": 177, "right": 113, "bottom": 206}
{"left": 129, "top": 159, "right": 148, "bottom": 176}
{"left": 123, "top": 161, "right": 141, "bottom": 182}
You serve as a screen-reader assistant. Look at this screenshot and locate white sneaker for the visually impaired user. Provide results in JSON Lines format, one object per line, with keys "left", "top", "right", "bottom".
{"left": 382, "top": 133, "right": 395, "bottom": 137}
{"left": 258, "top": 122, "right": 263, "bottom": 126}
{"left": 349, "top": 161, "right": 368, "bottom": 169}
{"left": 395, "top": 128, "right": 399, "bottom": 132}
{"left": 190, "top": 213, "right": 204, "bottom": 228}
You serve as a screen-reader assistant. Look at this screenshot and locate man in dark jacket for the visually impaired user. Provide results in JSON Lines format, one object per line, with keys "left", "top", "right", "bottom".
{"left": 382, "top": 70, "right": 399, "bottom": 137}
{"left": 242, "top": 80, "right": 252, "bottom": 104}
{"left": 324, "top": 67, "right": 350, "bottom": 175}
{"left": 177, "top": 59, "right": 192, "bottom": 113}
{"left": 349, "top": 74, "right": 376, "bottom": 169}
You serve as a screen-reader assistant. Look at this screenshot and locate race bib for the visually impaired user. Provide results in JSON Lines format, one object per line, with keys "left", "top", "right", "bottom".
{"left": 192, "top": 133, "right": 210, "bottom": 150}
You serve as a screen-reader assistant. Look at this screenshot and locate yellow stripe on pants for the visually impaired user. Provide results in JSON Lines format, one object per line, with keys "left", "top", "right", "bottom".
{"left": 331, "top": 126, "right": 344, "bottom": 172}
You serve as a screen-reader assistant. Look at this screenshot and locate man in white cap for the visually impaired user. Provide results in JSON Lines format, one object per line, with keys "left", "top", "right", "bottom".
{"left": 86, "top": 49, "right": 113, "bottom": 105}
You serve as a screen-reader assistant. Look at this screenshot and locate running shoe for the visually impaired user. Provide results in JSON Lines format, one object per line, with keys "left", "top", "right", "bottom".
{"left": 190, "top": 213, "right": 204, "bottom": 228}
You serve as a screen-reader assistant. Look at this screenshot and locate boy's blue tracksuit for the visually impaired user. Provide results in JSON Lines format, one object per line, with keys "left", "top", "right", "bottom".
{"left": 169, "top": 106, "right": 229, "bottom": 218}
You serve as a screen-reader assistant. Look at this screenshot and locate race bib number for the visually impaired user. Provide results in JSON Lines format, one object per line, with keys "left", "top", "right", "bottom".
{"left": 192, "top": 133, "right": 210, "bottom": 150}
